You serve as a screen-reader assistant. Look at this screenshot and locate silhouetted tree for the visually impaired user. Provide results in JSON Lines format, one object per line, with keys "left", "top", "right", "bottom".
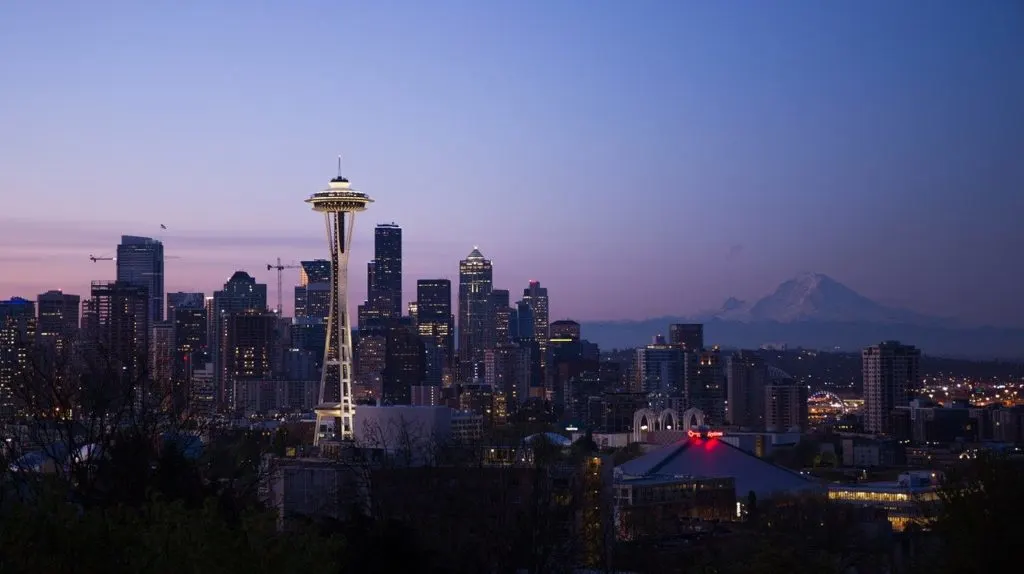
{"left": 918, "top": 452, "right": 1024, "bottom": 574}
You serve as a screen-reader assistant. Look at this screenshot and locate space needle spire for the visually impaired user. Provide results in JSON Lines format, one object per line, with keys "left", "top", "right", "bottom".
{"left": 306, "top": 158, "right": 373, "bottom": 444}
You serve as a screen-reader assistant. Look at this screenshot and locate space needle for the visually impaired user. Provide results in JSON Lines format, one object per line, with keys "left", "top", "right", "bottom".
{"left": 307, "top": 158, "right": 372, "bottom": 444}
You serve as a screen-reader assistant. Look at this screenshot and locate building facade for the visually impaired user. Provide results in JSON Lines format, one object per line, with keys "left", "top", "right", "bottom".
{"left": 863, "top": 341, "right": 921, "bottom": 435}
{"left": 116, "top": 235, "right": 165, "bottom": 324}
{"left": 458, "top": 248, "right": 493, "bottom": 381}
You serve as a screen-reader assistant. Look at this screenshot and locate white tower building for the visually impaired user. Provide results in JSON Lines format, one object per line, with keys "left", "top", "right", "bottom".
{"left": 307, "top": 161, "right": 373, "bottom": 444}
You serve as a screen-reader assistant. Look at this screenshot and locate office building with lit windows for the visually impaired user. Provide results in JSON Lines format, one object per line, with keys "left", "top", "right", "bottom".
{"left": 522, "top": 280, "right": 549, "bottom": 365}
{"left": 0, "top": 298, "right": 37, "bottom": 420}
{"left": 116, "top": 235, "right": 164, "bottom": 324}
{"left": 863, "top": 341, "right": 921, "bottom": 435}
{"left": 458, "top": 248, "right": 493, "bottom": 381}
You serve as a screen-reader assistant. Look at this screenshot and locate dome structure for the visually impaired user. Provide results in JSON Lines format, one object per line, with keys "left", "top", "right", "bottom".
{"left": 522, "top": 432, "right": 572, "bottom": 447}
{"left": 767, "top": 366, "right": 794, "bottom": 383}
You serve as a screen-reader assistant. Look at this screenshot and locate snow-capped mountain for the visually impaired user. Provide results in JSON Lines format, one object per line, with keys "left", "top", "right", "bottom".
{"left": 582, "top": 273, "right": 1004, "bottom": 357}
{"left": 707, "top": 272, "right": 936, "bottom": 324}
{"left": 705, "top": 297, "right": 753, "bottom": 321}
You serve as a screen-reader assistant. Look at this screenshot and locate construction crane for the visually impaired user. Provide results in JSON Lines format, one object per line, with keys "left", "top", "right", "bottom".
{"left": 89, "top": 254, "right": 114, "bottom": 262}
{"left": 266, "top": 258, "right": 300, "bottom": 315}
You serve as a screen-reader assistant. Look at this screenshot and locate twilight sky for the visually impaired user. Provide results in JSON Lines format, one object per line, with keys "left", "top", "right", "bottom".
{"left": 1, "top": 1, "right": 1022, "bottom": 326}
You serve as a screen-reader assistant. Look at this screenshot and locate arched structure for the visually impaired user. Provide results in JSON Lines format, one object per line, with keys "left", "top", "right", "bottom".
{"left": 632, "top": 407, "right": 680, "bottom": 443}
{"left": 680, "top": 407, "right": 706, "bottom": 431}
{"left": 808, "top": 391, "right": 848, "bottom": 415}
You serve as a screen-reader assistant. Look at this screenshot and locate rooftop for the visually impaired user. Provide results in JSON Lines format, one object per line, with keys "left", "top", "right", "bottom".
{"left": 616, "top": 435, "right": 822, "bottom": 498}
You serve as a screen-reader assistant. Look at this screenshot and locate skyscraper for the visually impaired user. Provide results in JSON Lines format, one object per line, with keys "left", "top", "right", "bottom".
{"left": 382, "top": 321, "right": 425, "bottom": 405}
{"left": 225, "top": 310, "right": 277, "bottom": 413}
{"left": 0, "top": 298, "right": 36, "bottom": 420}
{"left": 634, "top": 338, "right": 684, "bottom": 395}
{"left": 669, "top": 323, "right": 704, "bottom": 352}
{"left": 293, "top": 259, "right": 331, "bottom": 369}
{"left": 36, "top": 290, "right": 80, "bottom": 354}
{"left": 726, "top": 351, "right": 767, "bottom": 428}
{"left": 294, "top": 259, "right": 331, "bottom": 319}
{"left": 687, "top": 349, "right": 726, "bottom": 425}
{"left": 212, "top": 272, "right": 268, "bottom": 409}
{"left": 549, "top": 320, "right": 581, "bottom": 343}
{"left": 416, "top": 279, "right": 454, "bottom": 366}
{"left": 172, "top": 307, "right": 207, "bottom": 385}
{"left": 863, "top": 341, "right": 921, "bottom": 435}
{"left": 372, "top": 223, "right": 402, "bottom": 319}
{"left": 522, "top": 281, "right": 549, "bottom": 365}
{"left": 510, "top": 300, "right": 534, "bottom": 342}
{"left": 765, "top": 368, "right": 807, "bottom": 432}
{"left": 167, "top": 292, "right": 205, "bottom": 320}
{"left": 491, "top": 289, "right": 510, "bottom": 345}
{"left": 83, "top": 281, "right": 150, "bottom": 410}
{"left": 116, "top": 235, "right": 164, "bottom": 324}
{"left": 458, "top": 248, "right": 493, "bottom": 381}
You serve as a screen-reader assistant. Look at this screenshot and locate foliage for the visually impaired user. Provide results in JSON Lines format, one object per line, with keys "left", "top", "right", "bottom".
{"left": 916, "top": 452, "right": 1024, "bottom": 574}
{"left": 0, "top": 495, "right": 342, "bottom": 573}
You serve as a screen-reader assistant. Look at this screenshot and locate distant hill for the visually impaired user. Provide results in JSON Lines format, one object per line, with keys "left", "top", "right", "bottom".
{"left": 581, "top": 273, "right": 1023, "bottom": 359}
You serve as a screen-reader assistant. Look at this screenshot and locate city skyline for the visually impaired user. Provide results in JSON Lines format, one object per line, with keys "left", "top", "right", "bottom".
{"left": 1, "top": 2, "right": 1022, "bottom": 326}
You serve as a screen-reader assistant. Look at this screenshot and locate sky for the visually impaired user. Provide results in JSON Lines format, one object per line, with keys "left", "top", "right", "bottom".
{"left": 1, "top": 1, "right": 1022, "bottom": 326}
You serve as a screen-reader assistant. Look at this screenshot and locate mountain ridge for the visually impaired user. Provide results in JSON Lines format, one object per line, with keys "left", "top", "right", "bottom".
{"left": 578, "top": 273, "right": 1019, "bottom": 359}
{"left": 693, "top": 272, "right": 954, "bottom": 327}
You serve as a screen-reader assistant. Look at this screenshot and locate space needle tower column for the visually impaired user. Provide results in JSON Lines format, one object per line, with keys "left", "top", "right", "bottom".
{"left": 307, "top": 160, "right": 372, "bottom": 445}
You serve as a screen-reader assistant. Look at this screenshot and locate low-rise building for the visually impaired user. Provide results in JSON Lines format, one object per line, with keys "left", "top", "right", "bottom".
{"left": 827, "top": 470, "right": 941, "bottom": 531}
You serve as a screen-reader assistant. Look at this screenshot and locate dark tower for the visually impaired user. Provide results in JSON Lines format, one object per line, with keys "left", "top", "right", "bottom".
{"left": 372, "top": 223, "right": 402, "bottom": 319}
{"left": 116, "top": 235, "right": 165, "bottom": 324}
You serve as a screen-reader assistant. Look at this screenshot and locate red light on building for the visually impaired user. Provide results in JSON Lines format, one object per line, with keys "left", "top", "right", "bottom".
{"left": 687, "top": 429, "right": 724, "bottom": 439}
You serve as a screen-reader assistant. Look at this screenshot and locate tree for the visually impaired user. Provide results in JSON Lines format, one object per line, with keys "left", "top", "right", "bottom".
{"left": 919, "top": 452, "right": 1024, "bottom": 574}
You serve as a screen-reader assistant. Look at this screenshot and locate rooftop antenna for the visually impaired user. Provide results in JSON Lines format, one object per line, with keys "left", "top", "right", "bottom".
{"left": 337, "top": 155, "right": 342, "bottom": 178}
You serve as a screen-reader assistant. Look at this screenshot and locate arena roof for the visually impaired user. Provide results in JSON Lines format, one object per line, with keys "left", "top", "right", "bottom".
{"left": 615, "top": 434, "right": 822, "bottom": 499}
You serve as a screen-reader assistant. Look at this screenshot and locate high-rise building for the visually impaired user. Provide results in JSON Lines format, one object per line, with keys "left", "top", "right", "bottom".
{"left": 458, "top": 248, "right": 493, "bottom": 381}
{"left": 358, "top": 260, "right": 388, "bottom": 329}
{"left": 0, "top": 298, "right": 37, "bottom": 420}
{"left": 863, "top": 341, "right": 921, "bottom": 435}
{"left": 669, "top": 324, "right": 704, "bottom": 352}
{"left": 686, "top": 349, "right": 726, "bottom": 425}
{"left": 726, "top": 351, "right": 768, "bottom": 428}
{"left": 634, "top": 338, "right": 684, "bottom": 394}
{"left": 510, "top": 300, "right": 534, "bottom": 342}
{"left": 372, "top": 223, "right": 402, "bottom": 319}
{"left": 485, "top": 343, "right": 530, "bottom": 406}
{"left": 416, "top": 279, "right": 454, "bottom": 370}
{"left": 116, "top": 235, "right": 164, "bottom": 324}
{"left": 382, "top": 321, "right": 425, "bottom": 405}
{"left": 550, "top": 320, "right": 581, "bottom": 343}
{"left": 307, "top": 166, "right": 372, "bottom": 443}
{"left": 765, "top": 368, "right": 808, "bottom": 432}
{"left": 491, "top": 289, "right": 510, "bottom": 345}
{"left": 522, "top": 281, "right": 549, "bottom": 365}
{"left": 212, "top": 272, "right": 268, "bottom": 409}
{"left": 36, "top": 290, "right": 80, "bottom": 354}
{"left": 354, "top": 333, "right": 385, "bottom": 402}
{"left": 292, "top": 259, "right": 330, "bottom": 371}
{"left": 83, "top": 281, "right": 150, "bottom": 410}
{"left": 150, "top": 322, "right": 175, "bottom": 394}
{"left": 166, "top": 292, "right": 205, "bottom": 320}
{"left": 224, "top": 310, "right": 276, "bottom": 413}
{"left": 299, "top": 259, "right": 332, "bottom": 285}
{"left": 295, "top": 260, "right": 331, "bottom": 319}
{"left": 172, "top": 307, "right": 207, "bottom": 384}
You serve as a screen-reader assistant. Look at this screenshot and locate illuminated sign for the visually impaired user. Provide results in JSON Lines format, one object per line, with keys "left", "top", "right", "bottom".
{"left": 687, "top": 429, "right": 724, "bottom": 439}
